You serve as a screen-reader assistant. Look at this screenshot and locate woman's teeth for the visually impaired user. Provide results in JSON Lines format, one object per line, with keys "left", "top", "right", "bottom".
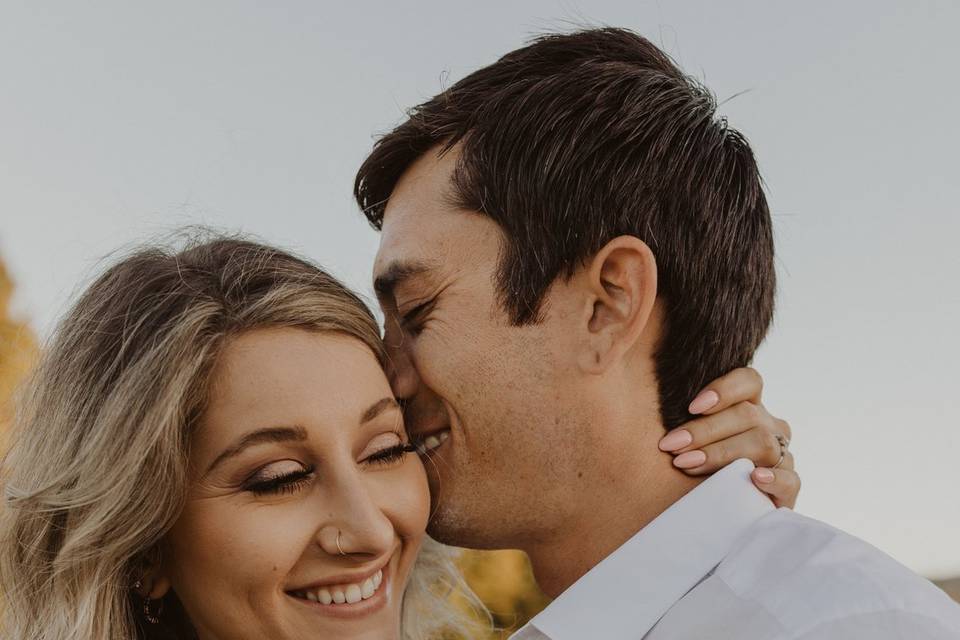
{"left": 421, "top": 430, "right": 450, "bottom": 453}
{"left": 295, "top": 569, "right": 383, "bottom": 605}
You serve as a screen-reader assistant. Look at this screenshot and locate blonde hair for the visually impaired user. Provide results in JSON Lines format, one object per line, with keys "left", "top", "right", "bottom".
{"left": 0, "top": 235, "right": 489, "bottom": 640}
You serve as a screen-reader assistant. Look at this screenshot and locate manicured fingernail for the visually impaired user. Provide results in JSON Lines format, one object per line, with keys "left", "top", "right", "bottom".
{"left": 754, "top": 468, "right": 775, "bottom": 483}
{"left": 673, "top": 450, "right": 707, "bottom": 469}
{"left": 688, "top": 390, "right": 720, "bottom": 414}
{"left": 659, "top": 429, "right": 693, "bottom": 452}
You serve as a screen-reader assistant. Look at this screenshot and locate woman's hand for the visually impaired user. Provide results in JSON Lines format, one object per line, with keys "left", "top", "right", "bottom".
{"left": 658, "top": 368, "right": 799, "bottom": 509}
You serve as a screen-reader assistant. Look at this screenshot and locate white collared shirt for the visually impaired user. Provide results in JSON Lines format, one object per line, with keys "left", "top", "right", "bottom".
{"left": 512, "top": 459, "right": 960, "bottom": 640}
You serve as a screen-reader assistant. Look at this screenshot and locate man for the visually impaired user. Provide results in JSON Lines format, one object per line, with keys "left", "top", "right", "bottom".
{"left": 355, "top": 28, "right": 960, "bottom": 639}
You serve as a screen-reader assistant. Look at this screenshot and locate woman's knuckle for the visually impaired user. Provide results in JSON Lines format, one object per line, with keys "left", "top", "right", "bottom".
{"left": 741, "top": 401, "right": 762, "bottom": 423}
{"left": 710, "top": 441, "right": 728, "bottom": 465}
{"left": 696, "top": 417, "right": 718, "bottom": 444}
{"left": 760, "top": 430, "right": 779, "bottom": 459}
{"left": 779, "top": 419, "right": 793, "bottom": 440}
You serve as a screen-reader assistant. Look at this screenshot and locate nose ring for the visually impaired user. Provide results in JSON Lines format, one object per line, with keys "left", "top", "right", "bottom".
{"left": 336, "top": 530, "right": 347, "bottom": 556}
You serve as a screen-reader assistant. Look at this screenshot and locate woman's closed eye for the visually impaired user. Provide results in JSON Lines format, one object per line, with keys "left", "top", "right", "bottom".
{"left": 243, "top": 460, "right": 315, "bottom": 496}
{"left": 362, "top": 431, "right": 416, "bottom": 467}
{"left": 241, "top": 434, "right": 415, "bottom": 496}
{"left": 365, "top": 442, "right": 417, "bottom": 466}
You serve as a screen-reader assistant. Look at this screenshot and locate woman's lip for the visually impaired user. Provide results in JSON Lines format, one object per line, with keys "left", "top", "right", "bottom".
{"left": 286, "top": 556, "right": 391, "bottom": 592}
{"left": 287, "top": 569, "right": 390, "bottom": 620}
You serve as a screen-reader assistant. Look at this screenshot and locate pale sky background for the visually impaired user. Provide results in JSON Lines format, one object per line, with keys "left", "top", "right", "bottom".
{"left": 1, "top": 1, "right": 957, "bottom": 578}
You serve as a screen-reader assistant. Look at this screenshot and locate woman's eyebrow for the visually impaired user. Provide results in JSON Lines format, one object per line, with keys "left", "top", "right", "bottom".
{"left": 206, "top": 426, "right": 308, "bottom": 474}
{"left": 361, "top": 397, "right": 400, "bottom": 424}
{"left": 205, "top": 400, "right": 398, "bottom": 474}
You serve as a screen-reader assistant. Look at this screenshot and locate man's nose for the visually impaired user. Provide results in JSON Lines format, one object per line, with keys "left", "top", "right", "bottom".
{"left": 383, "top": 327, "right": 420, "bottom": 401}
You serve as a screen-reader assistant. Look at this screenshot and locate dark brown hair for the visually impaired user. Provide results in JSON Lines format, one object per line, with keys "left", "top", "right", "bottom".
{"left": 354, "top": 27, "right": 775, "bottom": 428}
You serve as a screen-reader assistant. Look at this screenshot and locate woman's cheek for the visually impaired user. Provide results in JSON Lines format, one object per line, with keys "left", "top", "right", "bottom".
{"left": 379, "top": 461, "right": 431, "bottom": 540}
{"left": 166, "top": 498, "right": 310, "bottom": 593}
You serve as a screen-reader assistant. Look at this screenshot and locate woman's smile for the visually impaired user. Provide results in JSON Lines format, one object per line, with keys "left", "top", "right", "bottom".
{"left": 286, "top": 558, "right": 392, "bottom": 620}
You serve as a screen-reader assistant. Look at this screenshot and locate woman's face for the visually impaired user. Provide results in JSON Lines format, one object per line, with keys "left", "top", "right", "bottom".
{"left": 159, "top": 327, "right": 430, "bottom": 640}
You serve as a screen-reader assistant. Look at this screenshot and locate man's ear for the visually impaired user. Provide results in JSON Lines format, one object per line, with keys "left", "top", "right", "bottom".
{"left": 578, "top": 235, "right": 657, "bottom": 373}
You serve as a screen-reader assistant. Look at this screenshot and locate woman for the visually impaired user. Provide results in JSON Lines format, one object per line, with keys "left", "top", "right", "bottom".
{"left": 0, "top": 237, "right": 798, "bottom": 639}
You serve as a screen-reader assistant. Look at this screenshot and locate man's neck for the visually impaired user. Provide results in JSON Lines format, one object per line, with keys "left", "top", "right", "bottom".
{"left": 524, "top": 426, "right": 705, "bottom": 598}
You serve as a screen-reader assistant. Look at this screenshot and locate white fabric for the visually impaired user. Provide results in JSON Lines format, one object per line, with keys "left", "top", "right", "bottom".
{"left": 512, "top": 459, "right": 960, "bottom": 639}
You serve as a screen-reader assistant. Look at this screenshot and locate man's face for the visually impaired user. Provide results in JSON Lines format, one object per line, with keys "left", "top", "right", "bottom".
{"left": 372, "top": 147, "right": 596, "bottom": 549}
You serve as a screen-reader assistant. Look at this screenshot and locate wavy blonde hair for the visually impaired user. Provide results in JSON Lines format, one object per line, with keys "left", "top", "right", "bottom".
{"left": 0, "top": 235, "right": 489, "bottom": 640}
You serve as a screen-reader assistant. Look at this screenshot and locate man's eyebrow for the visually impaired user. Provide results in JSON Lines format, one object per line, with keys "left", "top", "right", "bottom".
{"left": 373, "top": 260, "right": 434, "bottom": 300}
{"left": 206, "top": 426, "right": 308, "bottom": 474}
{"left": 361, "top": 397, "right": 400, "bottom": 424}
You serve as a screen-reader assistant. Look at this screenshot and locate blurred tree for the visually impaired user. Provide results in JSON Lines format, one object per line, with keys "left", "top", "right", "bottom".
{"left": 0, "top": 255, "right": 37, "bottom": 439}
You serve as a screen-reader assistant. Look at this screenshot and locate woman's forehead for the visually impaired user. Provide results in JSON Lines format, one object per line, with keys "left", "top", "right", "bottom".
{"left": 199, "top": 328, "right": 391, "bottom": 441}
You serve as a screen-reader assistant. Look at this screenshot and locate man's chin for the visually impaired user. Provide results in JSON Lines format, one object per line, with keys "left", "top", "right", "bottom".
{"left": 426, "top": 496, "right": 501, "bottom": 550}
{"left": 426, "top": 510, "right": 476, "bottom": 547}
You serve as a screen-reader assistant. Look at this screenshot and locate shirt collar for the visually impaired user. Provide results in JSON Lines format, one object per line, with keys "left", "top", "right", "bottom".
{"left": 515, "top": 459, "right": 774, "bottom": 640}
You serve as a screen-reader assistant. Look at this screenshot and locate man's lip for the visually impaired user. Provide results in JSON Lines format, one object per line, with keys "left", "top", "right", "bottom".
{"left": 286, "top": 557, "right": 390, "bottom": 592}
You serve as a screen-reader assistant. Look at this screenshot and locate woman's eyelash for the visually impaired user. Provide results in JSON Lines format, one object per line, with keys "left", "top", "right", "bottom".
{"left": 244, "top": 466, "right": 314, "bottom": 496}
{"left": 243, "top": 442, "right": 413, "bottom": 495}
{"left": 366, "top": 443, "right": 417, "bottom": 465}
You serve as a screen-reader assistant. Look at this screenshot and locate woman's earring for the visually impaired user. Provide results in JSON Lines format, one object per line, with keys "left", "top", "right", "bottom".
{"left": 143, "top": 596, "right": 163, "bottom": 625}
{"left": 131, "top": 578, "right": 162, "bottom": 624}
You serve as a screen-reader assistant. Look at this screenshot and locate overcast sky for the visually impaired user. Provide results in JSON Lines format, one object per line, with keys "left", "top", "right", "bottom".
{"left": 1, "top": 1, "right": 957, "bottom": 578}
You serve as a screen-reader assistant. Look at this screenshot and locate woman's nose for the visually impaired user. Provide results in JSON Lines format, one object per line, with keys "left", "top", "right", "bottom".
{"left": 316, "top": 482, "right": 395, "bottom": 559}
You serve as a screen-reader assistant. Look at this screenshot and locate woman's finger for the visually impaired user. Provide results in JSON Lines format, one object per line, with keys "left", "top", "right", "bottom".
{"left": 775, "top": 417, "right": 793, "bottom": 443}
{"left": 752, "top": 465, "right": 801, "bottom": 509}
{"left": 670, "top": 428, "right": 786, "bottom": 475}
{"left": 688, "top": 367, "right": 764, "bottom": 415}
{"left": 660, "top": 401, "right": 780, "bottom": 453}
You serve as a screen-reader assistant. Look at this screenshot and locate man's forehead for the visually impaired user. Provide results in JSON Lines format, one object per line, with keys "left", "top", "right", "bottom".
{"left": 371, "top": 143, "right": 502, "bottom": 296}
{"left": 372, "top": 160, "right": 457, "bottom": 288}
{"left": 372, "top": 215, "right": 443, "bottom": 293}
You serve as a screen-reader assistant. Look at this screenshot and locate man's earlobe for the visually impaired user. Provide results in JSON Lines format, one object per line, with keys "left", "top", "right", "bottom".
{"left": 579, "top": 236, "right": 657, "bottom": 373}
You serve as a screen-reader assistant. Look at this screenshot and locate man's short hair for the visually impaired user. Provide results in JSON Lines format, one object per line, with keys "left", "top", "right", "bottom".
{"left": 355, "top": 27, "right": 775, "bottom": 429}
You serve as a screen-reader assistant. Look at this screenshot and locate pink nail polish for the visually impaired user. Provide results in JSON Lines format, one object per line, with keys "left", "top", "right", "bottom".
{"left": 674, "top": 450, "right": 707, "bottom": 469}
{"left": 688, "top": 390, "right": 720, "bottom": 414}
{"left": 754, "top": 468, "right": 775, "bottom": 483}
{"left": 659, "top": 429, "right": 693, "bottom": 452}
